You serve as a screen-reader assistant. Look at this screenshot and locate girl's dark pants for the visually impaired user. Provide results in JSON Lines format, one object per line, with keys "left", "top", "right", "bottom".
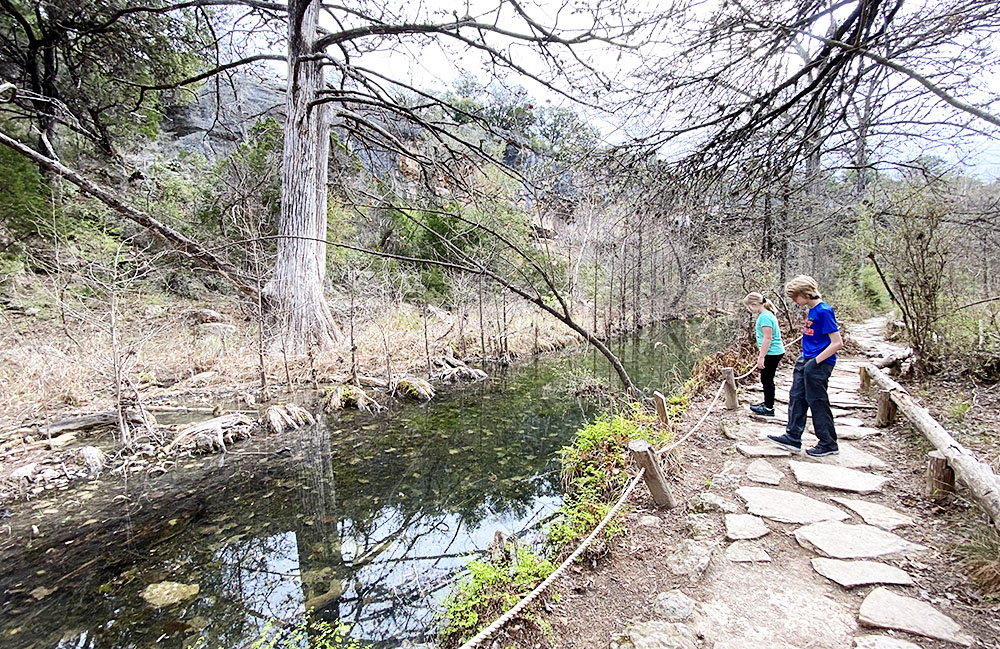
{"left": 760, "top": 353, "right": 784, "bottom": 408}
{"left": 786, "top": 355, "right": 837, "bottom": 448}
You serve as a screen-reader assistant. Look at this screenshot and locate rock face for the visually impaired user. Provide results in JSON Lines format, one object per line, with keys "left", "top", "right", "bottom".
{"left": 140, "top": 581, "right": 200, "bottom": 607}
{"left": 609, "top": 620, "right": 699, "bottom": 649}
{"left": 745, "top": 459, "right": 783, "bottom": 485}
{"left": 789, "top": 461, "right": 889, "bottom": 493}
{"left": 666, "top": 540, "right": 715, "bottom": 580}
{"left": 795, "top": 522, "right": 928, "bottom": 559}
{"left": 858, "top": 587, "right": 972, "bottom": 646}
{"left": 724, "top": 514, "right": 770, "bottom": 540}
{"left": 653, "top": 590, "right": 697, "bottom": 622}
{"left": 830, "top": 498, "right": 914, "bottom": 530}
{"left": 736, "top": 487, "right": 851, "bottom": 524}
{"left": 810, "top": 558, "right": 914, "bottom": 588}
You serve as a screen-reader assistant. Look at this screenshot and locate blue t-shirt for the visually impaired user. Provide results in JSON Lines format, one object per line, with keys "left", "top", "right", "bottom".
{"left": 802, "top": 302, "right": 838, "bottom": 365}
{"left": 755, "top": 310, "right": 785, "bottom": 355}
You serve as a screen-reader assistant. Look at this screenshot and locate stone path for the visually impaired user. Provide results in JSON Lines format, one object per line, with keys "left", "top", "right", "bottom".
{"left": 613, "top": 317, "right": 976, "bottom": 648}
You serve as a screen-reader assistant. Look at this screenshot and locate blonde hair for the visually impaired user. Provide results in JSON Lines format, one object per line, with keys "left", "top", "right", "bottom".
{"left": 785, "top": 275, "right": 822, "bottom": 300}
{"left": 743, "top": 292, "right": 777, "bottom": 312}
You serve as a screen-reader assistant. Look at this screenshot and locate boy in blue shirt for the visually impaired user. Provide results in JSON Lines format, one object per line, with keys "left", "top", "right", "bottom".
{"left": 767, "top": 275, "right": 844, "bottom": 457}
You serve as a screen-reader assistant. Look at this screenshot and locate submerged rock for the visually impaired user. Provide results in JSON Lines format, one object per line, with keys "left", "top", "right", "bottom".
{"left": 141, "top": 581, "right": 200, "bottom": 608}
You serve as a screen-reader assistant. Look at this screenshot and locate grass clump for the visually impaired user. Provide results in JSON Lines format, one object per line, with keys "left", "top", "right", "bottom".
{"left": 438, "top": 544, "right": 556, "bottom": 647}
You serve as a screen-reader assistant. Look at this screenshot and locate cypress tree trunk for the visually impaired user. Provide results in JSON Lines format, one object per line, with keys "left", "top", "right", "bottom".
{"left": 264, "top": 0, "right": 338, "bottom": 353}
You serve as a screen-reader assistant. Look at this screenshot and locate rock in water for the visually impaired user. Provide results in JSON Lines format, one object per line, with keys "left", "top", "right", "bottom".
{"left": 858, "top": 587, "right": 972, "bottom": 646}
{"left": 141, "top": 581, "right": 200, "bottom": 607}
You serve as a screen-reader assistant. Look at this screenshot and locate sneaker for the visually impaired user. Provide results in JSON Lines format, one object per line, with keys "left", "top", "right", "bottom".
{"left": 806, "top": 445, "right": 840, "bottom": 457}
{"left": 767, "top": 434, "right": 801, "bottom": 452}
{"left": 750, "top": 404, "right": 775, "bottom": 416}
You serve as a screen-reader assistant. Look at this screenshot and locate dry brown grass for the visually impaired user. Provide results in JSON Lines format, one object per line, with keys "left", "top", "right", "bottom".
{"left": 0, "top": 277, "right": 602, "bottom": 428}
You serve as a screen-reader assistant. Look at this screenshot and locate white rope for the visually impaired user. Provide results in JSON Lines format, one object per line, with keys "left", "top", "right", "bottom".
{"left": 656, "top": 380, "right": 726, "bottom": 455}
{"left": 456, "top": 468, "right": 647, "bottom": 649}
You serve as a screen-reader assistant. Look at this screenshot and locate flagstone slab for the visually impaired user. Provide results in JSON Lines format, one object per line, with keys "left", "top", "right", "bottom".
{"left": 737, "top": 443, "right": 792, "bottom": 458}
{"left": 821, "top": 444, "right": 888, "bottom": 470}
{"left": 725, "top": 514, "right": 770, "bottom": 540}
{"left": 835, "top": 416, "right": 867, "bottom": 427}
{"left": 745, "top": 458, "right": 783, "bottom": 485}
{"left": 736, "top": 487, "right": 851, "bottom": 524}
{"left": 853, "top": 636, "right": 924, "bottom": 649}
{"left": 831, "top": 498, "right": 915, "bottom": 530}
{"left": 837, "top": 426, "right": 882, "bottom": 440}
{"left": 790, "top": 460, "right": 889, "bottom": 493}
{"left": 811, "top": 558, "right": 914, "bottom": 588}
{"left": 725, "top": 541, "right": 772, "bottom": 563}
{"left": 858, "top": 587, "right": 972, "bottom": 646}
{"left": 795, "top": 521, "right": 928, "bottom": 559}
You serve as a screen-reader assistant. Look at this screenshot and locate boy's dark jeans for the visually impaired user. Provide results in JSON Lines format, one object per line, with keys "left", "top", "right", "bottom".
{"left": 786, "top": 355, "right": 837, "bottom": 447}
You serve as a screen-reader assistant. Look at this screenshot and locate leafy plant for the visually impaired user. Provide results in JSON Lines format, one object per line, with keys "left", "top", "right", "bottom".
{"left": 439, "top": 544, "right": 556, "bottom": 647}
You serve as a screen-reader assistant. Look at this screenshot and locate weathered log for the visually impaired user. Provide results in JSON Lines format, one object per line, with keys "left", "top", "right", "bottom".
{"left": 628, "top": 439, "right": 675, "bottom": 508}
{"left": 722, "top": 368, "right": 738, "bottom": 410}
{"left": 874, "top": 348, "right": 913, "bottom": 369}
{"left": 926, "top": 450, "right": 956, "bottom": 501}
{"left": 863, "top": 362, "right": 1000, "bottom": 532}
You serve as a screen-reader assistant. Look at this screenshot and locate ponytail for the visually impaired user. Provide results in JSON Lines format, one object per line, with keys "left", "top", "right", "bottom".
{"left": 762, "top": 298, "right": 777, "bottom": 313}
{"left": 744, "top": 292, "right": 777, "bottom": 313}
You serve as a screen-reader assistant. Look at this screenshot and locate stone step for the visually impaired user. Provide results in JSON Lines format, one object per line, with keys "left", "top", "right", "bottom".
{"left": 790, "top": 460, "right": 889, "bottom": 493}
{"left": 724, "top": 514, "right": 770, "bottom": 540}
{"left": 795, "top": 521, "right": 928, "bottom": 559}
{"left": 858, "top": 587, "right": 972, "bottom": 646}
{"left": 745, "top": 458, "right": 783, "bottom": 485}
{"left": 830, "top": 498, "right": 914, "bottom": 530}
{"left": 811, "top": 558, "right": 914, "bottom": 588}
{"left": 736, "top": 486, "right": 851, "bottom": 524}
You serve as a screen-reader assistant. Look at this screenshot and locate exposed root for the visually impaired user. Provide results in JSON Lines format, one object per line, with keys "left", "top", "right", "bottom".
{"left": 395, "top": 376, "right": 435, "bottom": 401}
{"left": 167, "top": 413, "right": 256, "bottom": 454}
{"left": 324, "top": 385, "right": 383, "bottom": 413}
{"left": 264, "top": 403, "right": 316, "bottom": 434}
{"left": 434, "top": 365, "right": 488, "bottom": 384}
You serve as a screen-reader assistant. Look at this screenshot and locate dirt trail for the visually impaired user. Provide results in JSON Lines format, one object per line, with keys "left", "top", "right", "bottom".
{"left": 546, "top": 317, "right": 1000, "bottom": 649}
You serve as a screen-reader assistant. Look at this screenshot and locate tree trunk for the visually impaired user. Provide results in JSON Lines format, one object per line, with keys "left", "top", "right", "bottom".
{"left": 264, "top": 0, "right": 338, "bottom": 354}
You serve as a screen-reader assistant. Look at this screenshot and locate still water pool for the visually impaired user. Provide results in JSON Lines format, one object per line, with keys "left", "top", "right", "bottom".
{"left": 0, "top": 318, "right": 729, "bottom": 648}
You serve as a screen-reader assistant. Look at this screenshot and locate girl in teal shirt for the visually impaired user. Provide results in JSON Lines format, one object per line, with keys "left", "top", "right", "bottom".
{"left": 743, "top": 292, "right": 785, "bottom": 416}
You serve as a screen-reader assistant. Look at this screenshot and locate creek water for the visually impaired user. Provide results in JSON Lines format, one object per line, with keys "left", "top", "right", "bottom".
{"left": 0, "top": 318, "right": 729, "bottom": 649}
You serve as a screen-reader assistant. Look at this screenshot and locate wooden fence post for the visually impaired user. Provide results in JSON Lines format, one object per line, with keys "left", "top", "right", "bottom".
{"left": 926, "top": 450, "right": 956, "bottom": 501}
{"left": 722, "top": 368, "right": 737, "bottom": 410}
{"left": 875, "top": 389, "right": 897, "bottom": 427}
{"left": 628, "top": 439, "right": 675, "bottom": 508}
{"left": 859, "top": 365, "right": 871, "bottom": 391}
{"left": 653, "top": 391, "right": 670, "bottom": 428}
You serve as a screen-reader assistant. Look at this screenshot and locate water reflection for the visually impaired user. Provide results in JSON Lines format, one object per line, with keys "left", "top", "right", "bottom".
{"left": 1, "top": 319, "right": 728, "bottom": 649}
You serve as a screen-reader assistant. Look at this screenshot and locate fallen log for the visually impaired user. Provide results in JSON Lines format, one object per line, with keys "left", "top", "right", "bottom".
{"left": 862, "top": 362, "right": 1000, "bottom": 533}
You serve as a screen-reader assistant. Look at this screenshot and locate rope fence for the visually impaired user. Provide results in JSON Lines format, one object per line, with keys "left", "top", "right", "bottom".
{"left": 457, "top": 334, "right": 805, "bottom": 647}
